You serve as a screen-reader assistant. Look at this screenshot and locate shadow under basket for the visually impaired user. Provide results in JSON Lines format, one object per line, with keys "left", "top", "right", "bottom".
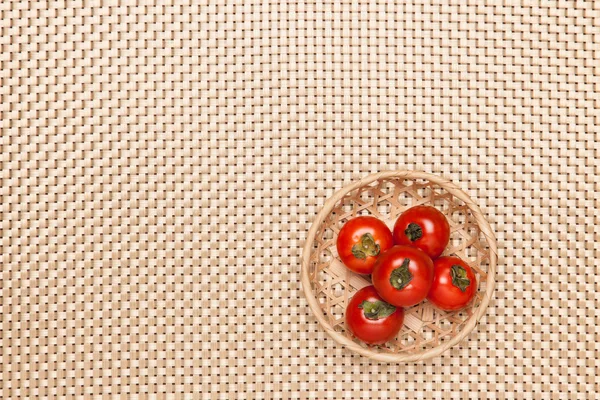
{"left": 301, "top": 171, "right": 498, "bottom": 362}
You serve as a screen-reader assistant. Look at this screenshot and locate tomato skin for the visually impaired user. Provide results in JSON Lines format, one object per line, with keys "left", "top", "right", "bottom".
{"left": 372, "top": 245, "right": 434, "bottom": 307}
{"left": 336, "top": 216, "right": 393, "bottom": 274}
{"left": 345, "top": 286, "right": 404, "bottom": 345}
{"left": 393, "top": 205, "right": 450, "bottom": 259}
{"left": 427, "top": 256, "right": 477, "bottom": 311}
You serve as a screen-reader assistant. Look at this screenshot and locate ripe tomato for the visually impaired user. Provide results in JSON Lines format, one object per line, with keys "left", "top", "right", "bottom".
{"left": 371, "top": 245, "right": 434, "bottom": 307}
{"left": 427, "top": 256, "right": 477, "bottom": 311}
{"left": 393, "top": 205, "right": 450, "bottom": 259}
{"left": 336, "top": 216, "right": 393, "bottom": 274}
{"left": 345, "top": 285, "right": 404, "bottom": 345}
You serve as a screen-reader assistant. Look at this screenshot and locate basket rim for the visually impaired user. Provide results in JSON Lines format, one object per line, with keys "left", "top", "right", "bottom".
{"left": 300, "top": 170, "right": 498, "bottom": 362}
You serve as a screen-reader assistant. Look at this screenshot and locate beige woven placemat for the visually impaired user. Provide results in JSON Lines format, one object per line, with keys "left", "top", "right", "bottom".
{"left": 1, "top": 1, "right": 598, "bottom": 398}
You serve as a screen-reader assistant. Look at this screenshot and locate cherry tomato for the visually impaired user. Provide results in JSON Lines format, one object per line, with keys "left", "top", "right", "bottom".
{"left": 427, "top": 256, "right": 477, "bottom": 311}
{"left": 345, "top": 285, "right": 404, "bottom": 345}
{"left": 393, "top": 205, "right": 450, "bottom": 259}
{"left": 336, "top": 216, "right": 393, "bottom": 274}
{"left": 371, "top": 245, "right": 434, "bottom": 307}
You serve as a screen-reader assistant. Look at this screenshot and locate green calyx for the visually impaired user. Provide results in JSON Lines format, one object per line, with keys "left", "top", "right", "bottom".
{"left": 450, "top": 265, "right": 471, "bottom": 292}
{"left": 359, "top": 300, "right": 397, "bottom": 320}
{"left": 404, "top": 222, "right": 423, "bottom": 242}
{"left": 389, "top": 258, "right": 413, "bottom": 290}
{"left": 351, "top": 233, "right": 380, "bottom": 260}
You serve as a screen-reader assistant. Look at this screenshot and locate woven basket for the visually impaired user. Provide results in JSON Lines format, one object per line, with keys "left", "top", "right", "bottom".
{"left": 301, "top": 171, "right": 497, "bottom": 362}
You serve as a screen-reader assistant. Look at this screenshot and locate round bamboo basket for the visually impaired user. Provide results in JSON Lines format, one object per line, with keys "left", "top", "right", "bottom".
{"left": 301, "top": 171, "right": 497, "bottom": 362}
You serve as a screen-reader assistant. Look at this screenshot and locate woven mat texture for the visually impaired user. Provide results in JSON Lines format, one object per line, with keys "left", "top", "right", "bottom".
{"left": 2, "top": 1, "right": 599, "bottom": 399}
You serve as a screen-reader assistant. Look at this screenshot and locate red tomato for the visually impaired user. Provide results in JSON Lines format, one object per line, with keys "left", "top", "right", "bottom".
{"left": 393, "top": 205, "right": 450, "bottom": 259}
{"left": 427, "top": 256, "right": 477, "bottom": 311}
{"left": 371, "top": 245, "right": 434, "bottom": 307}
{"left": 345, "top": 285, "right": 404, "bottom": 345}
{"left": 336, "top": 216, "right": 393, "bottom": 274}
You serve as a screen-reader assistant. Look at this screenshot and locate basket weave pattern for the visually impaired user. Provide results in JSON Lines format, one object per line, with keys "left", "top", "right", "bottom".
{"left": 303, "top": 171, "right": 497, "bottom": 361}
{"left": 3, "top": 0, "right": 598, "bottom": 396}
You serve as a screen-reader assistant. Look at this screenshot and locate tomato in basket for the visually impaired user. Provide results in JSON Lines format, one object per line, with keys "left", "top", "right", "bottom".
{"left": 371, "top": 245, "right": 434, "bottom": 307}
{"left": 336, "top": 216, "right": 393, "bottom": 274}
{"left": 427, "top": 256, "right": 477, "bottom": 311}
{"left": 346, "top": 285, "right": 404, "bottom": 345}
{"left": 393, "top": 205, "right": 450, "bottom": 259}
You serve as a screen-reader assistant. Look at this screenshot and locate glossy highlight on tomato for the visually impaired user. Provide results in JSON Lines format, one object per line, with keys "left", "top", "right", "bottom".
{"left": 345, "top": 285, "right": 404, "bottom": 345}
{"left": 427, "top": 256, "right": 477, "bottom": 311}
{"left": 371, "top": 245, "right": 434, "bottom": 307}
{"left": 336, "top": 216, "right": 393, "bottom": 274}
{"left": 393, "top": 205, "right": 450, "bottom": 259}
